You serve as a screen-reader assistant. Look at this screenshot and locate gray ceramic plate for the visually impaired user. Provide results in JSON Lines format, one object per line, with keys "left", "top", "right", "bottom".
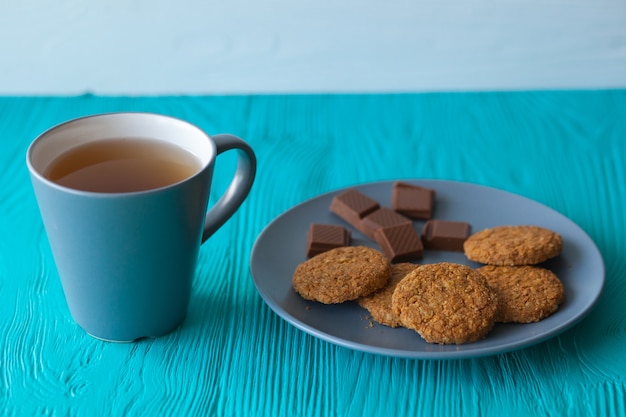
{"left": 250, "top": 180, "right": 605, "bottom": 359}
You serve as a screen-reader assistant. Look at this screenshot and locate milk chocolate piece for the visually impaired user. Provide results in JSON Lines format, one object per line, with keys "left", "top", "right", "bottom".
{"left": 306, "top": 224, "right": 351, "bottom": 257}
{"left": 392, "top": 182, "right": 436, "bottom": 220}
{"left": 421, "top": 220, "right": 470, "bottom": 251}
{"left": 360, "top": 208, "right": 413, "bottom": 239}
{"left": 374, "top": 223, "right": 423, "bottom": 262}
{"left": 330, "top": 189, "right": 380, "bottom": 230}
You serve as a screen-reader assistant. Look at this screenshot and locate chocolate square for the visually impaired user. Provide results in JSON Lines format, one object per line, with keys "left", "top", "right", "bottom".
{"left": 330, "top": 189, "right": 380, "bottom": 230}
{"left": 306, "top": 224, "right": 351, "bottom": 257}
{"left": 421, "top": 220, "right": 470, "bottom": 251}
{"left": 360, "top": 208, "right": 412, "bottom": 240}
{"left": 392, "top": 182, "right": 435, "bottom": 220}
{"left": 374, "top": 223, "right": 423, "bottom": 262}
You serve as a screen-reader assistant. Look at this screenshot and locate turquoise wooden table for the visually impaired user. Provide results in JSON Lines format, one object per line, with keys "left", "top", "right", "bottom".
{"left": 1, "top": 92, "right": 625, "bottom": 416}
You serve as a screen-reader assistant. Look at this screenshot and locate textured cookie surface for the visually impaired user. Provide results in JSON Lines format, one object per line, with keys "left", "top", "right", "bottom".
{"left": 464, "top": 225, "right": 562, "bottom": 265}
{"left": 357, "top": 263, "right": 418, "bottom": 327}
{"left": 477, "top": 265, "right": 565, "bottom": 323}
{"left": 391, "top": 263, "right": 498, "bottom": 344}
{"left": 292, "top": 246, "right": 391, "bottom": 304}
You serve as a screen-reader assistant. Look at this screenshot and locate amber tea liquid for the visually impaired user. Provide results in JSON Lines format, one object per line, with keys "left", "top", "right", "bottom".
{"left": 45, "top": 138, "right": 202, "bottom": 193}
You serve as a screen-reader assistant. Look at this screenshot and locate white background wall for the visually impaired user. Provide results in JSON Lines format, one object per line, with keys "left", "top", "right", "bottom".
{"left": 1, "top": 0, "right": 626, "bottom": 94}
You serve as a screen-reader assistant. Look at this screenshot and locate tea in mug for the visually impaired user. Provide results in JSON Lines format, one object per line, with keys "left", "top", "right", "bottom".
{"left": 45, "top": 138, "right": 202, "bottom": 193}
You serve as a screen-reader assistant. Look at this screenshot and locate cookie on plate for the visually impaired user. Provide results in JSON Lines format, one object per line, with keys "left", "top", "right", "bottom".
{"left": 357, "top": 262, "right": 418, "bottom": 328}
{"left": 477, "top": 265, "right": 565, "bottom": 323}
{"left": 463, "top": 225, "right": 562, "bottom": 266}
{"left": 391, "top": 262, "right": 499, "bottom": 344}
{"left": 292, "top": 246, "right": 391, "bottom": 304}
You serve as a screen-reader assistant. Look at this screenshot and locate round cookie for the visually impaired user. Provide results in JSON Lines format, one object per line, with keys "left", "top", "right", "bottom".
{"left": 292, "top": 246, "right": 391, "bottom": 304}
{"left": 477, "top": 265, "right": 564, "bottom": 323}
{"left": 357, "top": 262, "right": 418, "bottom": 328}
{"left": 391, "top": 262, "right": 499, "bottom": 344}
{"left": 463, "top": 225, "right": 562, "bottom": 266}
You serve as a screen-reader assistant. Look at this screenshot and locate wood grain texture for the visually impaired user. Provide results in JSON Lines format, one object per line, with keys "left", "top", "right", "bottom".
{"left": 1, "top": 92, "right": 625, "bottom": 416}
{"left": 0, "top": 1, "right": 625, "bottom": 94}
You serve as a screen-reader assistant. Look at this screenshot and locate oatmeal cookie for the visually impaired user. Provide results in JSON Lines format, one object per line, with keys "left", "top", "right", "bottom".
{"left": 477, "top": 265, "right": 564, "bottom": 323}
{"left": 357, "top": 262, "right": 418, "bottom": 327}
{"left": 292, "top": 246, "right": 391, "bottom": 304}
{"left": 391, "top": 262, "right": 498, "bottom": 344}
{"left": 464, "top": 225, "right": 562, "bottom": 266}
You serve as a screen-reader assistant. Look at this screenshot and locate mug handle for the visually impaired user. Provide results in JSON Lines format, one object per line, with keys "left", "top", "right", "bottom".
{"left": 201, "top": 134, "right": 257, "bottom": 242}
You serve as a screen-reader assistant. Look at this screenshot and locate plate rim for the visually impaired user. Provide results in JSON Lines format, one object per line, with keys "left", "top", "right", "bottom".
{"left": 250, "top": 179, "right": 606, "bottom": 359}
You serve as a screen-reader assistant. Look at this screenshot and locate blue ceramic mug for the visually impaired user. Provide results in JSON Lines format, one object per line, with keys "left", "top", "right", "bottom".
{"left": 27, "top": 113, "right": 256, "bottom": 342}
